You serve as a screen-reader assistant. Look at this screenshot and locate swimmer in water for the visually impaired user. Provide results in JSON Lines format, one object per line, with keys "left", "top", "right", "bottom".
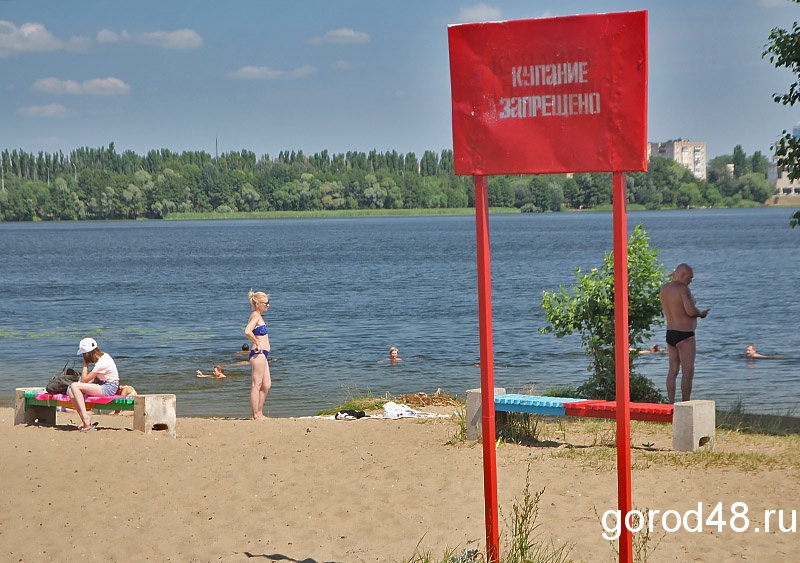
{"left": 744, "top": 344, "right": 784, "bottom": 359}
{"left": 380, "top": 347, "right": 403, "bottom": 362}
{"left": 196, "top": 364, "right": 226, "bottom": 378}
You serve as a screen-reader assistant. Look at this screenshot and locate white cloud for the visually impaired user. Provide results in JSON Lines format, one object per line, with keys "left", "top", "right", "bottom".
{"left": 227, "top": 65, "right": 316, "bottom": 80}
{"left": 96, "top": 28, "right": 203, "bottom": 49}
{"left": 96, "top": 29, "right": 129, "bottom": 44}
{"left": 0, "top": 20, "right": 90, "bottom": 58}
{"left": 332, "top": 60, "right": 352, "bottom": 70}
{"left": 138, "top": 29, "right": 204, "bottom": 49}
{"left": 33, "top": 77, "right": 131, "bottom": 95}
{"left": 16, "top": 103, "right": 70, "bottom": 118}
{"left": 456, "top": 3, "right": 502, "bottom": 23}
{"left": 310, "top": 28, "right": 371, "bottom": 45}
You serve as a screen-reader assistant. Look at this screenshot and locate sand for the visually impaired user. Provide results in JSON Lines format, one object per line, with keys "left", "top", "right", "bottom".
{"left": 1, "top": 406, "right": 798, "bottom": 563}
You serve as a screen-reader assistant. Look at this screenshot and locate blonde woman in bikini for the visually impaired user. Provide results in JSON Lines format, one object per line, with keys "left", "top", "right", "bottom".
{"left": 245, "top": 290, "right": 271, "bottom": 420}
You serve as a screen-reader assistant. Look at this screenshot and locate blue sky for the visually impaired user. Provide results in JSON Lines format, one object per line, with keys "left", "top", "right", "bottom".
{"left": 1, "top": 0, "right": 798, "bottom": 162}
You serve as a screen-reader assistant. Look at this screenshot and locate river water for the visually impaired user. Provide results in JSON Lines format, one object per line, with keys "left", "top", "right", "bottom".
{"left": 1, "top": 208, "right": 797, "bottom": 418}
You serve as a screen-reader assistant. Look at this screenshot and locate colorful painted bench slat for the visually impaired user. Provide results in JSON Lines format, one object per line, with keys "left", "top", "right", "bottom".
{"left": 25, "top": 391, "right": 136, "bottom": 411}
{"left": 562, "top": 399, "right": 674, "bottom": 423}
{"left": 493, "top": 394, "right": 673, "bottom": 422}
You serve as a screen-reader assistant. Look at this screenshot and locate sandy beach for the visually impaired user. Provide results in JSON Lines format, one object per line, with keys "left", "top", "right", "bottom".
{"left": 2, "top": 406, "right": 798, "bottom": 562}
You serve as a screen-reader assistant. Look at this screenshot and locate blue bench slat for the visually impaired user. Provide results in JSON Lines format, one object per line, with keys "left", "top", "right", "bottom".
{"left": 494, "top": 394, "right": 587, "bottom": 416}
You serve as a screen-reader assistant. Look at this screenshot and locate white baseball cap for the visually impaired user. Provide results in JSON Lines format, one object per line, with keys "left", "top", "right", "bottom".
{"left": 77, "top": 337, "right": 98, "bottom": 355}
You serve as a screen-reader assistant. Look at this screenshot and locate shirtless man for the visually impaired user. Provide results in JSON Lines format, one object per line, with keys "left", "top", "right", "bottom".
{"left": 659, "top": 264, "right": 710, "bottom": 403}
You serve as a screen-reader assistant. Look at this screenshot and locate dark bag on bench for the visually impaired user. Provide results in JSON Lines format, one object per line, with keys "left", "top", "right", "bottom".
{"left": 45, "top": 361, "right": 80, "bottom": 394}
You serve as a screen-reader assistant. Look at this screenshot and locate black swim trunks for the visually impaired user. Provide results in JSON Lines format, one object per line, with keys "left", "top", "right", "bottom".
{"left": 666, "top": 330, "right": 695, "bottom": 347}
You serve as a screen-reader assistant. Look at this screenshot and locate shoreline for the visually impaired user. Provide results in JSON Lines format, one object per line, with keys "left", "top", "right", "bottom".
{"left": 5, "top": 391, "right": 800, "bottom": 432}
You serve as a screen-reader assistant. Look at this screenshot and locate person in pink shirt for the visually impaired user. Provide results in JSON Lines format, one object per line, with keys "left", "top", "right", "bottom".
{"left": 67, "top": 337, "right": 119, "bottom": 431}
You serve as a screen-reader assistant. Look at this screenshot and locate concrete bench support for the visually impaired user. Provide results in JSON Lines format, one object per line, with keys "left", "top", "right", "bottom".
{"left": 15, "top": 387, "right": 55, "bottom": 425}
{"left": 133, "top": 394, "right": 177, "bottom": 437}
{"left": 672, "top": 400, "right": 716, "bottom": 452}
{"left": 466, "top": 387, "right": 506, "bottom": 441}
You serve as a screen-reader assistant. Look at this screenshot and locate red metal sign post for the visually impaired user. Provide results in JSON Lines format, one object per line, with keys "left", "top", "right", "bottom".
{"left": 612, "top": 171, "right": 633, "bottom": 561}
{"left": 448, "top": 11, "right": 647, "bottom": 563}
{"left": 474, "top": 174, "right": 499, "bottom": 562}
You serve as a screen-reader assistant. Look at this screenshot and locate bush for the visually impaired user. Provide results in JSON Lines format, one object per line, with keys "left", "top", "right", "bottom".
{"left": 540, "top": 224, "right": 665, "bottom": 402}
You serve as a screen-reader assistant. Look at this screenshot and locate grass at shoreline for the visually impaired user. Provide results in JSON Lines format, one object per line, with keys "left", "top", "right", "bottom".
{"left": 164, "top": 207, "right": 521, "bottom": 220}
{"left": 316, "top": 389, "right": 463, "bottom": 416}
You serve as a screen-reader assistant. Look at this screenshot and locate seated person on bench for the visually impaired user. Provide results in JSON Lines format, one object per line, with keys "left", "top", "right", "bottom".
{"left": 68, "top": 337, "right": 119, "bottom": 431}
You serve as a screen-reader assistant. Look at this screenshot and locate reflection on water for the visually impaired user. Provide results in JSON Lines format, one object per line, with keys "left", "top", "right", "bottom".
{"left": 1, "top": 208, "right": 798, "bottom": 417}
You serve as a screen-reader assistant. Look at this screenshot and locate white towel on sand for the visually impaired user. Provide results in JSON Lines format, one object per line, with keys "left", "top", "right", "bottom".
{"left": 382, "top": 401, "right": 443, "bottom": 419}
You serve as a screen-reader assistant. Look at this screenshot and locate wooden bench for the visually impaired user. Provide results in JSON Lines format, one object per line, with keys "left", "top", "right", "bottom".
{"left": 466, "top": 388, "right": 715, "bottom": 452}
{"left": 14, "top": 387, "right": 177, "bottom": 437}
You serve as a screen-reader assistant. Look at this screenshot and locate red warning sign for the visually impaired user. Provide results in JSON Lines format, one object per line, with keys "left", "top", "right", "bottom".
{"left": 448, "top": 11, "right": 648, "bottom": 176}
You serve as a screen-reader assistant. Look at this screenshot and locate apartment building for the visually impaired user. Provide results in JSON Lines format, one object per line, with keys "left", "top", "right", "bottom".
{"left": 770, "top": 123, "right": 800, "bottom": 194}
{"left": 770, "top": 163, "right": 800, "bottom": 195}
{"left": 648, "top": 139, "right": 707, "bottom": 180}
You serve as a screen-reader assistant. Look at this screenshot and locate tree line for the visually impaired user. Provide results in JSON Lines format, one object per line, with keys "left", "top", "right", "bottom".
{"left": 0, "top": 142, "right": 776, "bottom": 221}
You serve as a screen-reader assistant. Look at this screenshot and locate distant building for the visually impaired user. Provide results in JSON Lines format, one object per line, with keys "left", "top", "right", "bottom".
{"left": 771, "top": 163, "right": 800, "bottom": 195}
{"left": 769, "top": 123, "right": 800, "bottom": 194}
{"left": 725, "top": 163, "right": 735, "bottom": 178}
{"left": 648, "top": 139, "right": 707, "bottom": 180}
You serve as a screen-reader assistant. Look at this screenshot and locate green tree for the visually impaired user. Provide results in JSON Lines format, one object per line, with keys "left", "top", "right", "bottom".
{"left": 419, "top": 150, "right": 438, "bottom": 176}
{"left": 732, "top": 145, "right": 749, "bottom": 178}
{"left": 240, "top": 182, "right": 260, "bottom": 211}
{"left": 527, "top": 176, "right": 563, "bottom": 212}
{"left": 675, "top": 182, "right": 703, "bottom": 208}
{"left": 446, "top": 186, "right": 468, "bottom": 208}
{"left": 528, "top": 177, "right": 549, "bottom": 211}
{"left": 488, "top": 176, "right": 515, "bottom": 207}
{"left": 574, "top": 173, "right": 611, "bottom": 208}
{"left": 561, "top": 176, "right": 582, "bottom": 208}
{"left": 701, "top": 183, "right": 723, "bottom": 207}
{"left": 648, "top": 157, "right": 694, "bottom": 204}
{"left": 511, "top": 178, "right": 534, "bottom": 210}
{"left": 763, "top": 4, "right": 800, "bottom": 228}
{"left": 750, "top": 151, "right": 770, "bottom": 177}
{"left": 120, "top": 183, "right": 146, "bottom": 218}
{"left": 736, "top": 172, "right": 774, "bottom": 203}
{"left": 764, "top": 8, "right": 800, "bottom": 182}
{"left": 706, "top": 155, "right": 733, "bottom": 184}
{"left": 540, "top": 224, "right": 665, "bottom": 402}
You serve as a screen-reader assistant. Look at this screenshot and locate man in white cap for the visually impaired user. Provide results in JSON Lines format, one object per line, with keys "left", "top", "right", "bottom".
{"left": 659, "top": 264, "right": 710, "bottom": 403}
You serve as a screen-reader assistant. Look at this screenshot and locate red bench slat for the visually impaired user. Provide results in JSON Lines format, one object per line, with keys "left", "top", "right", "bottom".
{"left": 563, "top": 400, "right": 673, "bottom": 423}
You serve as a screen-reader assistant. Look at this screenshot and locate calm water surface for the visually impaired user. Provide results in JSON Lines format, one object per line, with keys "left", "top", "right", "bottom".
{"left": 1, "top": 208, "right": 798, "bottom": 418}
